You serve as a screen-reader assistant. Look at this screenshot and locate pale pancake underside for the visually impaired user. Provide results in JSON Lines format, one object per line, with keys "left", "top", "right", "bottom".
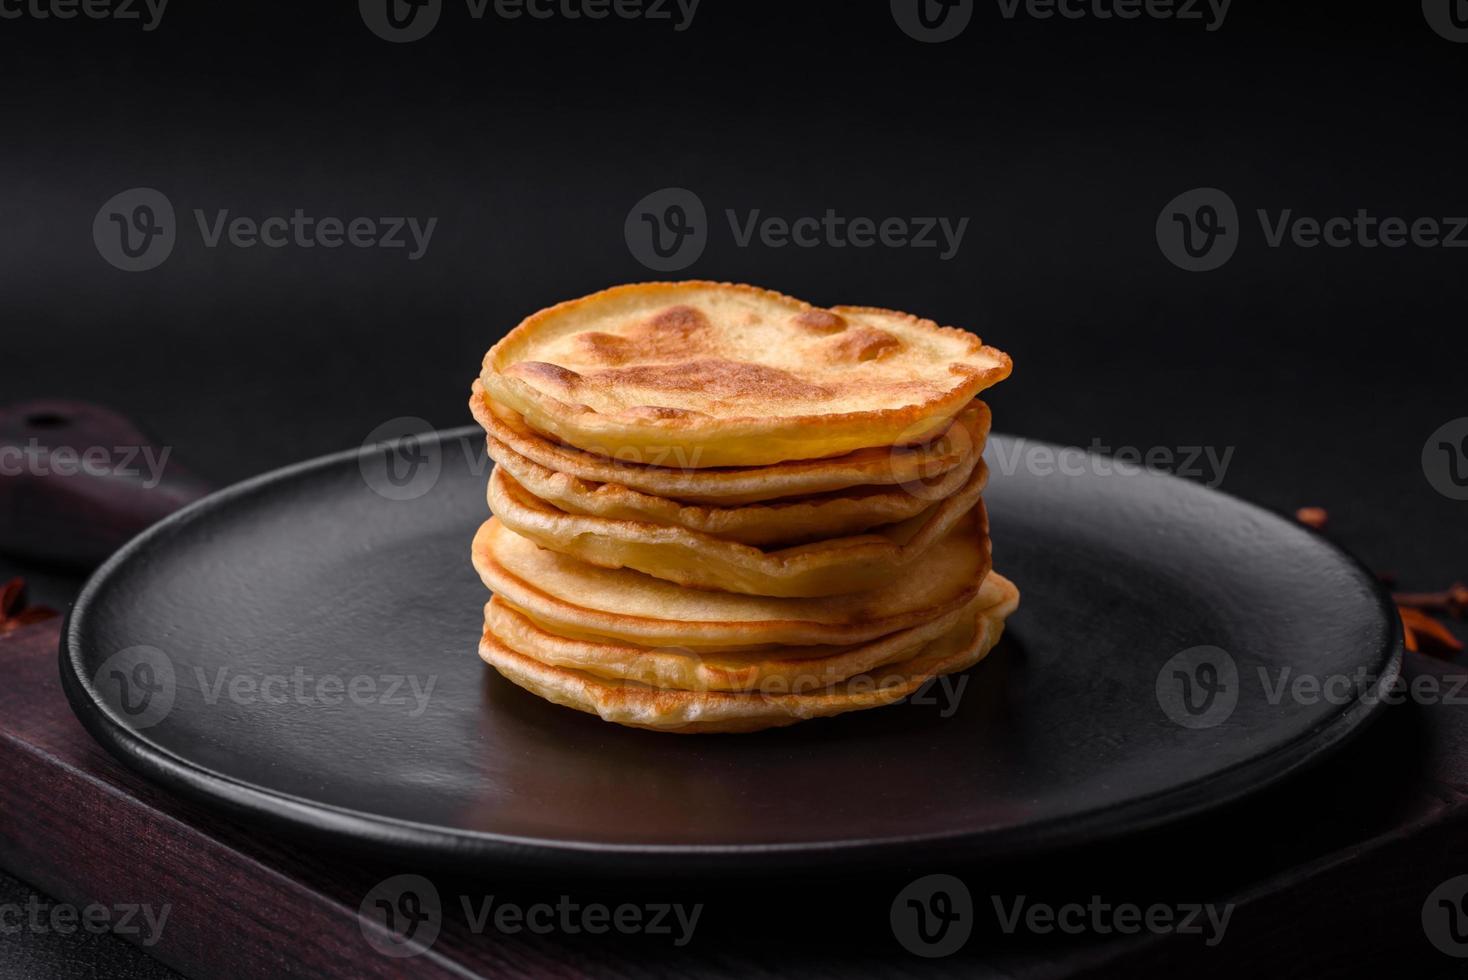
{"left": 470, "top": 383, "right": 990, "bottom": 506}
{"left": 480, "top": 281, "right": 1012, "bottom": 466}
{"left": 489, "top": 459, "right": 989, "bottom": 597}
{"left": 471, "top": 515, "right": 991, "bottom": 649}
{"left": 479, "top": 572, "right": 1020, "bottom": 734}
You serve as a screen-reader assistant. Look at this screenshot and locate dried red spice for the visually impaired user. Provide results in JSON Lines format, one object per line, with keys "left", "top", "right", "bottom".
{"left": 1398, "top": 606, "right": 1464, "bottom": 657}
{"left": 0, "top": 577, "right": 58, "bottom": 637}
{"left": 1295, "top": 503, "right": 1464, "bottom": 658}
{"left": 1393, "top": 583, "right": 1468, "bottom": 620}
{"left": 1294, "top": 506, "right": 1329, "bottom": 530}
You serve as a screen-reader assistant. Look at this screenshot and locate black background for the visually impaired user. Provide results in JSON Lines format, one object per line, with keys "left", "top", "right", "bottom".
{"left": 4, "top": 2, "right": 1466, "bottom": 591}
{"left": 2, "top": 1, "right": 1466, "bottom": 975}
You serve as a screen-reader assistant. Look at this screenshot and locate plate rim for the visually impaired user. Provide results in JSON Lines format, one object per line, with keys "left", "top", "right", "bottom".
{"left": 59, "top": 427, "right": 1405, "bottom": 875}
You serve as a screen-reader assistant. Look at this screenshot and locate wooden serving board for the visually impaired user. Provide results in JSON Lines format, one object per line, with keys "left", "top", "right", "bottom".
{"left": 4, "top": 615, "right": 1468, "bottom": 979}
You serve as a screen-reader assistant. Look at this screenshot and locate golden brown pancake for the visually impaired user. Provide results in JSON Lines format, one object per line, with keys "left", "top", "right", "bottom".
{"left": 478, "top": 572, "right": 1019, "bottom": 734}
{"left": 488, "top": 460, "right": 988, "bottom": 597}
{"left": 484, "top": 427, "right": 980, "bottom": 549}
{"left": 470, "top": 383, "right": 989, "bottom": 506}
{"left": 479, "top": 282, "right": 1011, "bottom": 467}
{"left": 470, "top": 513, "right": 991, "bottom": 649}
{"left": 484, "top": 591, "right": 982, "bottom": 692}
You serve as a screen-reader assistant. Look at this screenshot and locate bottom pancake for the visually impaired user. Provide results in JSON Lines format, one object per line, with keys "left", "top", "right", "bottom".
{"left": 479, "top": 572, "right": 1019, "bottom": 734}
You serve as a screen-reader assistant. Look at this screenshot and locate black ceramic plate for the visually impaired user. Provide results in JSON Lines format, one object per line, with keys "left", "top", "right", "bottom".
{"left": 61, "top": 429, "right": 1401, "bottom": 874}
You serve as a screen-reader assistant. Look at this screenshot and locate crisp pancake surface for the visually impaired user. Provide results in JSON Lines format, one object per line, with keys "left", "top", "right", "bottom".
{"left": 471, "top": 514, "right": 991, "bottom": 648}
{"left": 480, "top": 282, "right": 1011, "bottom": 466}
{"left": 479, "top": 572, "right": 1020, "bottom": 734}
{"left": 471, "top": 384, "right": 988, "bottom": 506}
{"left": 488, "top": 460, "right": 989, "bottom": 597}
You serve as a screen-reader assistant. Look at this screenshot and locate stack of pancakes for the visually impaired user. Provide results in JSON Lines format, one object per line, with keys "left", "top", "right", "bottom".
{"left": 469, "top": 282, "right": 1017, "bottom": 734}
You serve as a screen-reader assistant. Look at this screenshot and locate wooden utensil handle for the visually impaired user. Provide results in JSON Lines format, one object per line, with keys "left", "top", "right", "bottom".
{"left": 0, "top": 401, "right": 212, "bottom": 569}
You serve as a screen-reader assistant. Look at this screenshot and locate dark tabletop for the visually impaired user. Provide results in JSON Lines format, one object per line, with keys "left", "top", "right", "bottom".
{"left": 2, "top": 2, "right": 1466, "bottom": 976}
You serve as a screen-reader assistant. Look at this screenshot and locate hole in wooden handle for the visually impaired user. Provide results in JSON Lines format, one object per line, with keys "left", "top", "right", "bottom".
{"left": 23, "top": 413, "right": 68, "bottom": 430}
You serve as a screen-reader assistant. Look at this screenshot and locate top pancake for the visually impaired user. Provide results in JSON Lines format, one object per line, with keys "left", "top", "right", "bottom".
{"left": 480, "top": 281, "right": 1011, "bottom": 467}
